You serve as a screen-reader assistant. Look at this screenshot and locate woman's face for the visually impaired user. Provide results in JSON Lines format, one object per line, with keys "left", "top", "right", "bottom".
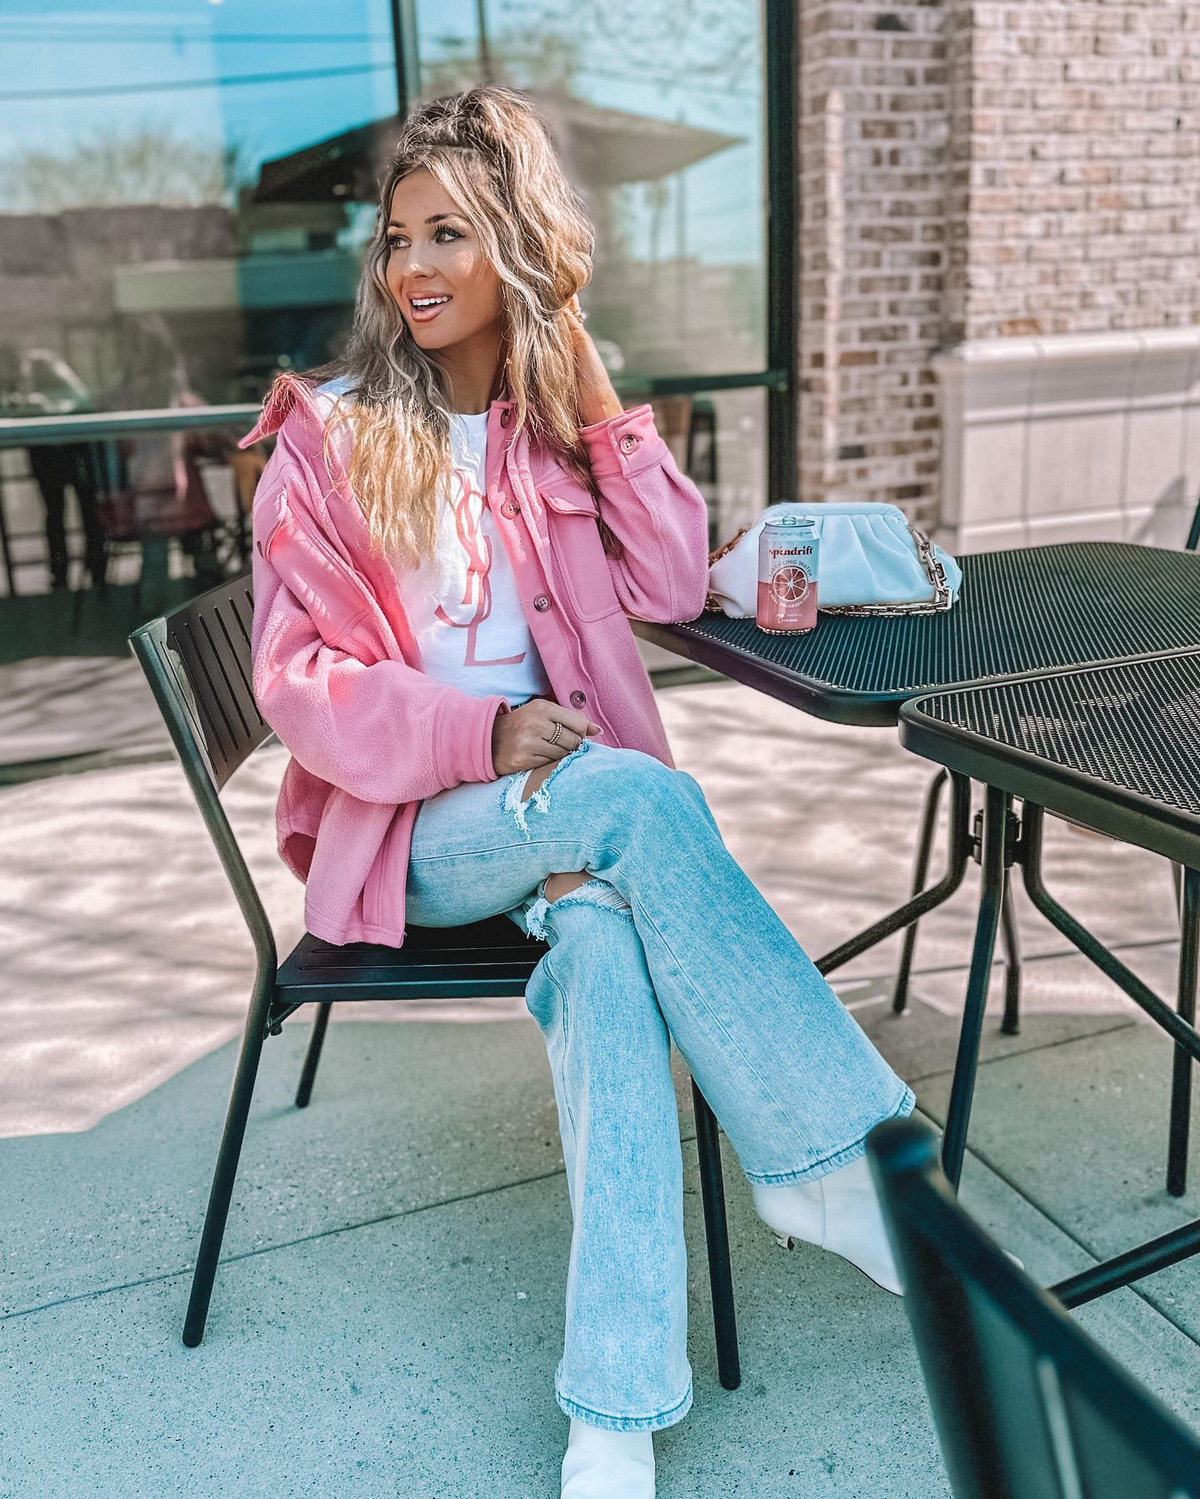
{"left": 384, "top": 169, "right": 504, "bottom": 353}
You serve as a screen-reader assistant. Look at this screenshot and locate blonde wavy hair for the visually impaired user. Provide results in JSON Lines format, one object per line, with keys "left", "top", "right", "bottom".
{"left": 300, "top": 84, "right": 621, "bottom": 569}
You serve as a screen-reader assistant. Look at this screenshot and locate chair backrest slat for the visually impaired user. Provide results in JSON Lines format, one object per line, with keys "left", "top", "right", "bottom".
{"left": 173, "top": 617, "right": 238, "bottom": 772}
{"left": 868, "top": 1118, "right": 1200, "bottom": 1499}
{"left": 148, "top": 574, "right": 271, "bottom": 792}
{"left": 203, "top": 611, "right": 253, "bottom": 745}
{"left": 214, "top": 597, "right": 256, "bottom": 714}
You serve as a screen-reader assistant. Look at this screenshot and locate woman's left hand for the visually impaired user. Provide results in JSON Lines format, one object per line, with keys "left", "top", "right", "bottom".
{"left": 563, "top": 293, "right": 625, "bottom": 426}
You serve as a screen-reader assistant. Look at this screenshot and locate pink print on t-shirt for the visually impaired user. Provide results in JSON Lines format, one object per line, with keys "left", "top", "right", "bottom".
{"left": 433, "top": 468, "right": 527, "bottom": 668}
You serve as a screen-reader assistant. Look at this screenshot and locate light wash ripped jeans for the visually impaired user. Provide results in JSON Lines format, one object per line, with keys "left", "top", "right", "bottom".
{"left": 404, "top": 738, "right": 915, "bottom": 1434}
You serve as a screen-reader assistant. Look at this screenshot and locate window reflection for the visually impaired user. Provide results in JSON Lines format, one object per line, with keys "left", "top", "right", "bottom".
{"left": 0, "top": 4, "right": 397, "bottom": 415}
{"left": 413, "top": 0, "right": 766, "bottom": 379}
{"left": 0, "top": 0, "right": 769, "bottom": 618}
{"left": 646, "top": 386, "right": 765, "bottom": 549}
{"left": 0, "top": 2, "right": 397, "bottom": 604}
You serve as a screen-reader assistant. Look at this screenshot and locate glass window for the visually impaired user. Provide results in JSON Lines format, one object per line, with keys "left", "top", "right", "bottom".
{"left": 0, "top": 2, "right": 400, "bottom": 605}
{"left": 0, "top": 2, "right": 399, "bottom": 416}
{"left": 412, "top": 0, "right": 767, "bottom": 380}
{"left": 0, "top": 2, "right": 770, "bottom": 634}
{"left": 647, "top": 385, "right": 765, "bottom": 549}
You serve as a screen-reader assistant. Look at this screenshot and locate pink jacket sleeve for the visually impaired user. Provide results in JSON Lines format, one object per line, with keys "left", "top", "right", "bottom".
{"left": 251, "top": 502, "right": 511, "bottom": 807}
{"left": 579, "top": 404, "right": 711, "bottom": 624}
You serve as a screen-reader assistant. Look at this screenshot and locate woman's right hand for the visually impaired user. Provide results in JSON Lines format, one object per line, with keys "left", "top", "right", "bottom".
{"left": 491, "top": 697, "right": 602, "bottom": 776}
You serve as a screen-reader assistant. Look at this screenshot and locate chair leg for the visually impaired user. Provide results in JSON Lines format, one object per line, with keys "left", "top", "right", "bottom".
{"left": 182, "top": 977, "right": 272, "bottom": 1347}
{"left": 942, "top": 788, "right": 1010, "bottom": 1191}
{"left": 295, "top": 1002, "right": 333, "bottom": 1109}
{"left": 893, "top": 769, "right": 949, "bottom": 1014}
{"left": 999, "top": 872, "right": 1022, "bottom": 1036}
{"left": 691, "top": 1079, "right": 741, "bottom": 1391}
{"left": 1168, "top": 869, "right": 1199, "bottom": 1197}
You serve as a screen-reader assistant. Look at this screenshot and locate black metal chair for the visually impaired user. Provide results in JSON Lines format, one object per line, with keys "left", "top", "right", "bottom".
{"left": 129, "top": 574, "right": 741, "bottom": 1385}
{"left": 898, "top": 654, "right": 1200, "bottom": 1307}
{"left": 868, "top": 1115, "right": 1200, "bottom": 1499}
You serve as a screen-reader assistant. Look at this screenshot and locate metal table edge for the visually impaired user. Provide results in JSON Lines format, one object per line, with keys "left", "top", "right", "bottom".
{"left": 899, "top": 696, "right": 1200, "bottom": 870}
{"left": 632, "top": 617, "right": 903, "bottom": 726}
{"left": 634, "top": 618, "right": 1200, "bottom": 731}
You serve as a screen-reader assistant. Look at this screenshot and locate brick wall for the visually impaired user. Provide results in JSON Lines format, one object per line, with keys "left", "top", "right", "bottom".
{"left": 953, "top": 1, "right": 1200, "bottom": 340}
{"left": 798, "top": 2, "right": 949, "bottom": 525}
{"left": 797, "top": 1, "right": 1200, "bottom": 526}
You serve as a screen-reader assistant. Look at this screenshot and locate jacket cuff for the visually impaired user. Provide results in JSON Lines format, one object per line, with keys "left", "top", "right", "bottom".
{"left": 579, "top": 403, "right": 670, "bottom": 479}
{"left": 434, "top": 692, "right": 512, "bottom": 787}
{"left": 480, "top": 697, "right": 511, "bottom": 781}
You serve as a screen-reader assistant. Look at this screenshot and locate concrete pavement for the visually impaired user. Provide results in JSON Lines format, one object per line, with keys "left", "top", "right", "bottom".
{"left": 1, "top": 678, "right": 1197, "bottom": 1497}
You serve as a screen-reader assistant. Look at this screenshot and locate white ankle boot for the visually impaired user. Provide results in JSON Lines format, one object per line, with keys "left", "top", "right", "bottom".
{"left": 751, "top": 1150, "right": 903, "bottom": 1295}
{"left": 560, "top": 1418, "right": 655, "bottom": 1498}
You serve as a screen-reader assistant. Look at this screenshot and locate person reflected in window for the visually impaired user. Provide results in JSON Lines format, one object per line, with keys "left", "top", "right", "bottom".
{"left": 0, "top": 345, "right": 108, "bottom": 591}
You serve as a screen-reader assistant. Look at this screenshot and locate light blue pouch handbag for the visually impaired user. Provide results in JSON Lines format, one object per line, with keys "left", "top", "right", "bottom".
{"left": 705, "top": 501, "right": 962, "bottom": 618}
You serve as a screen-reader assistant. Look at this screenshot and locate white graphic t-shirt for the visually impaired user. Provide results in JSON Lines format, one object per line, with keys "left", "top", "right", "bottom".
{"left": 313, "top": 383, "right": 550, "bottom": 708}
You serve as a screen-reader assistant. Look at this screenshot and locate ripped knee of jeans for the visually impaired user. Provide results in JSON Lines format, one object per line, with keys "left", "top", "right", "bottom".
{"left": 522, "top": 874, "right": 632, "bottom": 942}
{"left": 499, "top": 736, "right": 592, "bottom": 841}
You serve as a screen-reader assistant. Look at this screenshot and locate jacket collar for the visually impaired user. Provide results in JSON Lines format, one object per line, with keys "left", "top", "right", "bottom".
{"left": 238, "top": 371, "right": 327, "bottom": 450}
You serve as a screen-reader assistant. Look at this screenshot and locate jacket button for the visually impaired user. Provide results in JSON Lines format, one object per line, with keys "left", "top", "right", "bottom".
{"left": 500, "top": 409, "right": 512, "bottom": 427}
{"left": 501, "top": 499, "right": 519, "bottom": 517}
{"left": 534, "top": 595, "right": 551, "bottom": 611}
{"left": 619, "top": 433, "right": 639, "bottom": 454}
{"left": 570, "top": 690, "right": 586, "bottom": 708}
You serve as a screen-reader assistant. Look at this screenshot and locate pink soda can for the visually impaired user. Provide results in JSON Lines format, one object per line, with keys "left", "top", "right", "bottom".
{"left": 756, "top": 513, "right": 819, "bottom": 634}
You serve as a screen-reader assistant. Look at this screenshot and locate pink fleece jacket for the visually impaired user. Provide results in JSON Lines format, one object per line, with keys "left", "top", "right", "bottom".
{"left": 243, "top": 374, "right": 711, "bottom": 946}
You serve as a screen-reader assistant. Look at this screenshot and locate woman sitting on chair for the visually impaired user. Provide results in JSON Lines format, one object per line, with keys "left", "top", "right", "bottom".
{"left": 246, "top": 85, "right": 916, "bottom": 1499}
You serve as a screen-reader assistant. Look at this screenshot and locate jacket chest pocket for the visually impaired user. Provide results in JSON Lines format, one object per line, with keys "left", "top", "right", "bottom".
{"left": 540, "top": 489, "right": 621, "bottom": 622}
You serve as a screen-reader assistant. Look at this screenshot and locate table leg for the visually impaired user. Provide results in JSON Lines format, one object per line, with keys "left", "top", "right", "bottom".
{"left": 1020, "top": 806, "right": 1200, "bottom": 1059}
{"left": 994, "top": 805, "right": 1200, "bottom": 1306}
{"left": 1167, "top": 868, "right": 1199, "bottom": 1197}
{"left": 999, "top": 872, "right": 1022, "bottom": 1036}
{"left": 927, "top": 802, "right": 1200, "bottom": 1307}
{"left": 892, "top": 768, "right": 948, "bottom": 1015}
{"left": 817, "top": 771, "right": 973, "bottom": 978}
{"left": 1052, "top": 1217, "right": 1200, "bottom": 1309}
{"left": 941, "top": 786, "right": 1010, "bottom": 1190}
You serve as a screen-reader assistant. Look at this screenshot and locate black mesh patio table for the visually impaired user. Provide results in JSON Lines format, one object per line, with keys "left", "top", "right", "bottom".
{"left": 631, "top": 541, "right": 1200, "bottom": 728}
{"left": 897, "top": 653, "right": 1200, "bottom": 1309}
{"left": 634, "top": 540, "right": 1200, "bottom": 984}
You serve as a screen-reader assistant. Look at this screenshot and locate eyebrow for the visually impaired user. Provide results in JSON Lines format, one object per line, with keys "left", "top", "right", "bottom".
{"left": 387, "top": 213, "right": 463, "bottom": 229}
